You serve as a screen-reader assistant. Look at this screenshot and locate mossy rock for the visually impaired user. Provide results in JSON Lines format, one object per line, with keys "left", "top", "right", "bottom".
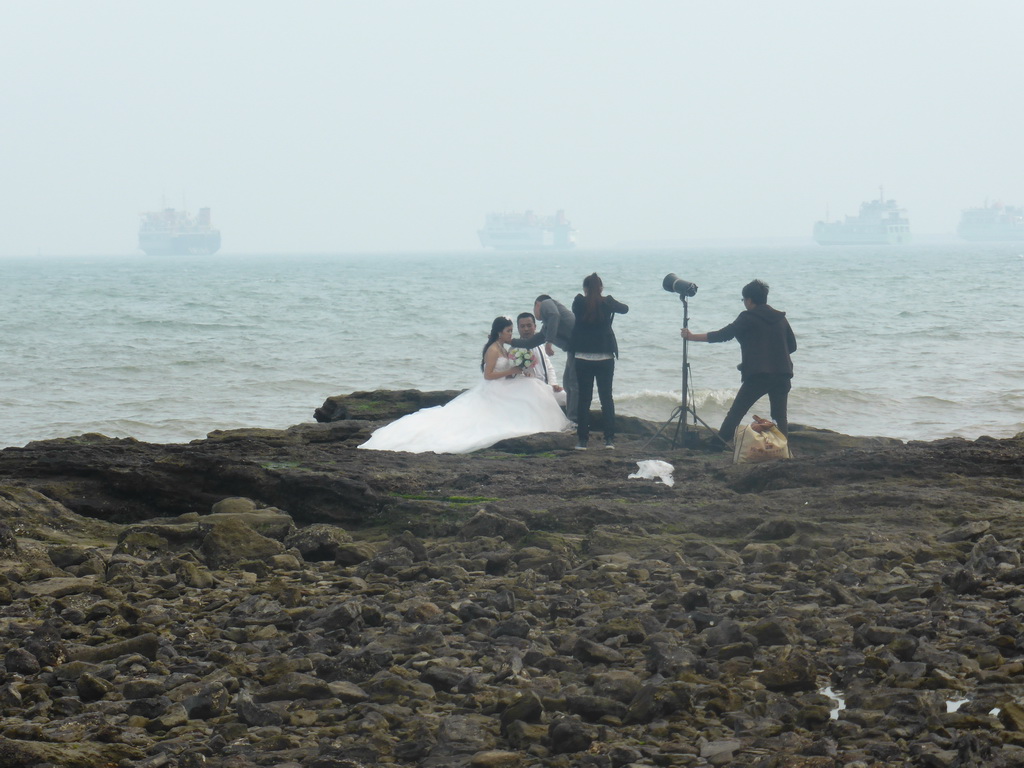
{"left": 520, "top": 530, "right": 585, "bottom": 556}
{"left": 199, "top": 519, "right": 286, "bottom": 569}
{"left": 585, "top": 525, "right": 687, "bottom": 559}
{"left": 314, "top": 389, "right": 462, "bottom": 423}
{"left": 0, "top": 738, "right": 144, "bottom": 767}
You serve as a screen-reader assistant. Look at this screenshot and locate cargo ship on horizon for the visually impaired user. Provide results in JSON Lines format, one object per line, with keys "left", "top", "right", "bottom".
{"left": 957, "top": 202, "right": 1024, "bottom": 241}
{"left": 478, "top": 210, "right": 577, "bottom": 250}
{"left": 813, "top": 191, "right": 911, "bottom": 245}
{"left": 138, "top": 207, "right": 221, "bottom": 255}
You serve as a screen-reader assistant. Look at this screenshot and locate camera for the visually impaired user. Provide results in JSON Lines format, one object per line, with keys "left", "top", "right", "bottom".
{"left": 663, "top": 273, "right": 698, "bottom": 298}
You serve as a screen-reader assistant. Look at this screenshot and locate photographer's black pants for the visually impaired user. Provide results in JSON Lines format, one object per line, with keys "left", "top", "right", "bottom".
{"left": 576, "top": 358, "right": 615, "bottom": 444}
{"left": 719, "top": 373, "right": 791, "bottom": 442}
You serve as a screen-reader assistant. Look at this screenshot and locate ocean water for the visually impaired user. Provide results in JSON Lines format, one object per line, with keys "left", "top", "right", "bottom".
{"left": 2, "top": 243, "right": 1022, "bottom": 449}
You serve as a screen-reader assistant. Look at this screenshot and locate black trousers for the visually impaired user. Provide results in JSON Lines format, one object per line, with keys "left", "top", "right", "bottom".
{"left": 576, "top": 358, "right": 615, "bottom": 443}
{"left": 719, "top": 373, "right": 792, "bottom": 442}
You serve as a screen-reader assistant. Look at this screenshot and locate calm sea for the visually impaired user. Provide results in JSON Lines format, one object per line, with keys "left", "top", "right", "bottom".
{"left": 2, "top": 243, "right": 1022, "bottom": 449}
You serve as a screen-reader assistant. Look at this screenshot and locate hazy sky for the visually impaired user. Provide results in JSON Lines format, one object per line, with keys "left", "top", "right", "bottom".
{"left": 4, "top": 1, "right": 1023, "bottom": 255}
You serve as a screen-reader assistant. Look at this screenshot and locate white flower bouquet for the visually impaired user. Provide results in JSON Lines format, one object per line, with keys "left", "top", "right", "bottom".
{"left": 509, "top": 347, "right": 536, "bottom": 372}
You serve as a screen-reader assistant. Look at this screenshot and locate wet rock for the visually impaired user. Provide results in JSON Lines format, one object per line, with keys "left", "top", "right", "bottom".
{"left": 469, "top": 750, "right": 523, "bottom": 767}
{"left": 0, "top": 683, "right": 23, "bottom": 709}
{"left": 0, "top": 522, "right": 18, "bottom": 554}
{"left": 314, "top": 388, "right": 461, "bottom": 422}
{"left": 679, "top": 586, "right": 709, "bottom": 610}
{"left": 741, "top": 541, "right": 784, "bottom": 564}
{"left": 492, "top": 614, "right": 531, "bottom": 639}
{"left": 573, "top": 637, "right": 625, "bottom": 664}
{"left": 334, "top": 541, "right": 376, "bottom": 565}
{"left": 236, "top": 689, "right": 284, "bottom": 727}
{"left": 608, "top": 745, "right": 644, "bottom": 766}
{"left": 748, "top": 617, "right": 803, "bottom": 646}
{"left": 749, "top": 518, "right": 798, "bottom": 540}
{"left": 75, "top": 672, "right": 113, "bottom": 701}
{"left": 210, "top": 496, "right": 259, "bottom": 515}
{"left": 548, "top": 715, "right": 592, "bottom": 754}
{"left": 5, "top": 647, "right": 40, "bottom": 675}
{"left": 888, "top": 633, "right": 920, "bottom": 661}
{"left": 567, "top": 694, "right": 628, "bottom": 722}
{"left": 182, "top": 682, "right": 231, "bottom": 719}
{"left": 46, "top": 544, "right": 95, "bottom": 569}
{"left": 0, "top": 737, "right": 145, "bottom": 767}
{"left": 938, "top": 520, "right": 991, "bottom": 542}
{"left": 176, "top": 559, "right": 215, "bottom": 588}
{"left": 644, "top": 630, "right": 700, "bottom": 676}
{"left": 624, "top": 682, "right": 691, "bottom": 724}
{"left": 421, "top": 664, "right": 464, "bottom": 693}
{"left": 24, "top": 625, "right": 66, "bottom": 667}
{"left": 327, "top": 680, "right": 368, "bottom": 702}
{"left": 998, "top": 700, "right": 1024, "bottom": 731}
{"left": 199, "top": 518, "right": 285, "bottom": 568}
{"left": 123, "top": 678, "right": 167, "bottom": 700}
{"left": 429, "top": 713, "right": 499, "bottom": 760}
{"left": 702, "top": 618, "right": 746, "bottom": 648}
{"left": 148, "top": 701, "right": 188, "bottom": 732}
{"left": 254, "top": 673, "right": 333, "bottom": 702}
{"left": 760, "top": 648, "right": 818, "bottom": 692}
{"left": 500, "top": 691, "right": 544, "bottom": 733}
{"left": 66, "top": 633, "right": 160, "bottom": 664}
{"left": 700, "top": 738, "right": 741, "bottom": 765}
{"left": 460, "top": 510, "right": 530, "bottom": 541}
{"left": 591, "top": 670, "right": 642, "bottom": 704}
{"left": 285, "top": 523, "right": 354, "bottom": 561}
{"left": 114, "top": 530, "right": 169, "bottom": 558}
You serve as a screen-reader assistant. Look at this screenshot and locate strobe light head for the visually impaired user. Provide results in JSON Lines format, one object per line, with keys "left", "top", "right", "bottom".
{"left": 663, "top": 273, "right": 698, "bottom": 298}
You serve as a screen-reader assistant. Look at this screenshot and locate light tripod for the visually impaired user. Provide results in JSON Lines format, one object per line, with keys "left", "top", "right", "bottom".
{"left": 645, "top": 295, "right": 729, "bottom": 450}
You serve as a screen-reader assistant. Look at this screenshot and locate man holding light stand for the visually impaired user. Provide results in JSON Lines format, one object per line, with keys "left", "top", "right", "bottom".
{"left": 680, "top": 278, "right": 797, "bottom": 444}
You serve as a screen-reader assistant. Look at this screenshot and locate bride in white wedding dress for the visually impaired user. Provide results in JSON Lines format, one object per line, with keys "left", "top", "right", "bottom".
{"left": 358, "top": 316, "right": 571, "bottom": 454}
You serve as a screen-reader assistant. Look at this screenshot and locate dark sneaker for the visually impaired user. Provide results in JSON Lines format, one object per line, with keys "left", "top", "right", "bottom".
{"left": 575, "top": 441, "right": 588, "bottom": 451}
{"left": 604, "top": 442, "right": 615, "bottom": 450}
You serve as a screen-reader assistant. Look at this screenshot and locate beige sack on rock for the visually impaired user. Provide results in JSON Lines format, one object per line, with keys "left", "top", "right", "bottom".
{"left": 733, "top": 416, "right": 790, "bottom": 464}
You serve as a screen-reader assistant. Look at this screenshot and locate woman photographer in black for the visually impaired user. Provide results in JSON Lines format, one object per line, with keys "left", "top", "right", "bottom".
{"left": 570, "top": 273, "right": 628, "bottom": 450}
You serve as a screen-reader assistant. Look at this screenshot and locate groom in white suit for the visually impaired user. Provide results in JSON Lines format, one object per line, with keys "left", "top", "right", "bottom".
{"left": 516, "top": 312, "right": 567, "bottom": 407}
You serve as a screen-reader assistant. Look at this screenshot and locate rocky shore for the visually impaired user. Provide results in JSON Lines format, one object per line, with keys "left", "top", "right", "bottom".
{"left": 0, "top": 390, "right": 1023, "bottom": 767}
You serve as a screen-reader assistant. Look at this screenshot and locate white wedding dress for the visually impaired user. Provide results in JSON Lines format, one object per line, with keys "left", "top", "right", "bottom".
{"left": 358, "top": 357, "right": 570, "bottom": 454}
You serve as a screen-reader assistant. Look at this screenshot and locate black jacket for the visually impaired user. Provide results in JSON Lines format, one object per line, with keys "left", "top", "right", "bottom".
{"left": 570, "top": 294, "right": 629, "bottom": 357}
{"left": 707, "top": 304, "right": 796, "bottom": 380}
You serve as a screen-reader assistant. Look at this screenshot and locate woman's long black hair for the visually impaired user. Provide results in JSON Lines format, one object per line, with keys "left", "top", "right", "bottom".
{"left": 582, "top": 272, "right": 604, "bottom": 323}
{"left": 481, "top": 316, "right": 513, "bottom": 370}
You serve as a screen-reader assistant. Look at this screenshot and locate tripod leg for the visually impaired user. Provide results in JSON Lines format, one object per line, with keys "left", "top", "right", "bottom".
{"left": 686, "top": 407, "right": 732, "bottom": 448}
{"left": 642, "top": 406, "right": 687, "bottom": 449}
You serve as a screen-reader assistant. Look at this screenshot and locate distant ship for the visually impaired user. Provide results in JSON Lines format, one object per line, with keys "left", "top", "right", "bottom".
{"left": 478, "top": 210, "right": 577, "bottom": 250}
{"left": 138, "top": 207, "right": 221, "bottom": 255}
{"left": 957, "top": 202, "right": 1024, "bottom": 241}
{"left": 813, "top": 191, "right": 911, "bottom": 245}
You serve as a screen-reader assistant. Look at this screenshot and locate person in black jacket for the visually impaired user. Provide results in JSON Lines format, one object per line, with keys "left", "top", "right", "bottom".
{"left": 682, "top": 279, "right": 796, "bottom": 440}
{"left": 571, "top": 273, "right": 629, "bottom": 450}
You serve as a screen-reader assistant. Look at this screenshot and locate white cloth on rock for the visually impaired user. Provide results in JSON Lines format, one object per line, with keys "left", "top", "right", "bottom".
{"left": 627, "top": 460, "right": 676, "bottom": 487}
{"left": 358, "top": 358, "right": 570, "bottom": 454}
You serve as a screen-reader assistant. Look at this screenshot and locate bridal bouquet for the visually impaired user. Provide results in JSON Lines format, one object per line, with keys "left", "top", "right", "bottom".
{"left": 509, "top": 348, "right": 536, "bottom": 372}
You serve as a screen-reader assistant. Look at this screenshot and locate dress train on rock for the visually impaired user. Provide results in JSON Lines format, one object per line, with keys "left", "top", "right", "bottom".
{"left": 358, "top": 361, "right": 570, "bottom": 454}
